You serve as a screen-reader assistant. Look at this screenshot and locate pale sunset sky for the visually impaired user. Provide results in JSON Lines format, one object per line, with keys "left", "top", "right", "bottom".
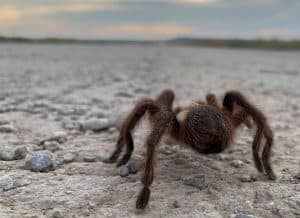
{"left": 0, "top": 0, "right": 299, "bottom": 40}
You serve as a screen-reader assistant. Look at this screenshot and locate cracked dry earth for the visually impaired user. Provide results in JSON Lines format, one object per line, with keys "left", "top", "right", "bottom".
{"left": 0, "top": 43, "right": 300, "bottom": 218}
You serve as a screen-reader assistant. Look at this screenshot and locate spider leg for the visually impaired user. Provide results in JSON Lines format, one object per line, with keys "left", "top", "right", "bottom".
{"left": 232, "top": 109, "right": 252, "bottom": 128}
{"left": 206, "top": 93, "right": 219, "bottom": 108}
{"left": 232, "top": 109, "right": 263, "bottom": 173}
{"left": 103, "top": 98, "right": 158, "bottom": 166}
{"left": 262, "top": 124, "right": 276, "bottom": 180}
{"left": 223, "top": 91, "right": 276, "bottom": 180}
{"left": 136, "top": 111, "right": 173, "bottom": 209}
{"left": 155, "top": 89, "right": 175, "bottom": 110}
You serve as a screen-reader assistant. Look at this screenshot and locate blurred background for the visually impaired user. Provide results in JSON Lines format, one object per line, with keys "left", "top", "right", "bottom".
{"left": 0, "top": 1, "right": 300, "bottom": 218}
{"left": 1, "top": 0, "right": 300, "bottom": 41}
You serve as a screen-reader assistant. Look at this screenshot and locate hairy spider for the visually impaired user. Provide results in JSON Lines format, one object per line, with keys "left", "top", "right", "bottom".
{"left": 103, "top": 89, "right": 276, "bottom": 209}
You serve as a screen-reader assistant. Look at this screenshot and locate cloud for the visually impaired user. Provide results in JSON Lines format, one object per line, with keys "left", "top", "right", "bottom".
{"left": 1, "top": 1, "right": 121, "bottom": 19}
{"left": 0, "top": 6, "right": 22, "bottom": 28}
{"left": 91, "top": 24, "right": 193, "bottom": 39}
{"left": 256, "top": 28, "right": 282, "bottom": 38}
{"left": 23, "top": 2, "right": 121, "bottom": 16}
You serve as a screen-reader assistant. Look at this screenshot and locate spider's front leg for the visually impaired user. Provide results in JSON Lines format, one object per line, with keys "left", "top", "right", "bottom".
{"left": 136, "top": 112, "right": 173, "bottom": 209}
{"left": 103, "top": 98, "right": 158, "bottom": 166}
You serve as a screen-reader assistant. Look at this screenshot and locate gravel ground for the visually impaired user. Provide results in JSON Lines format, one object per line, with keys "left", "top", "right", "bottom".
{"left": 0, "top": 43, "right": 299, "bottom": 218}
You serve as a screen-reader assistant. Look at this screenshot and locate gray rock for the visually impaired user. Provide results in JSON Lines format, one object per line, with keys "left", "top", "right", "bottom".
{"left": 25, "top": 151, "right": 57, "bottom": 172}
{"left": 52, "top": 210, "right": 63, "bottom": 218}
{"left": 126, "top": 158, "right": 144, "bottom": 174}
{"left": 231, "top": 160, "right": 244, "bottom": 168}
{"left": 0, "top": 175, "right": 14, "bottom": 191}
{"left": 183, "top": 174, "right": 206, "bottom": 189}
{"left": 118, "top": 165, "right": 129, "bottom": 177}
{"left": 14, "top": 146, "right": 28, "bottom": 160}
{"left": 0, "top": 146, "right": 15, "bottom": 161}
{"left": 63, "top": 153, "right": 75, "bottom": 163}
{"left": 80, "top": 118, "right": 110, "bottom": 131}
{"left": 62, "top": 116, "right": 77, "bottom": 130}
{"left": 250, "top": 174, "right": 259, "bottom": 181}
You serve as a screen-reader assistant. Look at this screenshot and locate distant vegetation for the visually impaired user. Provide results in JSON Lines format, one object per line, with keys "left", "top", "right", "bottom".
{"left": 169, "top": 38, "right": 300, "bottom": 50}
{"left": 1, "top": 35, "right": 300, "bottom": 50}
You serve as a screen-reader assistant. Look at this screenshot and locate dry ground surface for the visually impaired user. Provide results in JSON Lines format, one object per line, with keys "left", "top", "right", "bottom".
{"left": 0, "top": 43, "right": 299, "bottom": 218}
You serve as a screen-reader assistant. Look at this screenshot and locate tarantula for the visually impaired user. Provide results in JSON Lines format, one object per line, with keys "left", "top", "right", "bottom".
{"left": 103, "top": 89, "right": 276, "bottom": 209}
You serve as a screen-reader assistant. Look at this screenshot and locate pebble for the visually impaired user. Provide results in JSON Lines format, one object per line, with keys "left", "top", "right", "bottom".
{"left": 13, "top": 146, "right": 28, "bottom": 160}
{"left": 107, "top": 127, "right": 117, "bottom": 134}
{"left": 0, "top": 175, "right": 14, "bottom": 191}
{"left": 172, "top": 200, "right": 180, "bottom": 208}
{"left": 231, "top": 160, "right": 244, "bottom": 168}
{"left": 160, "top": 145, "right": 174, "bottom": 155}
{"left": 183, "top": 174, "right": 206, "bottom": 189}
{"left": 115, "top": 91, "right": 133, "bottom": 98}
{"left": 55, "top": 157, "right": 64, "bottom": 166}
{"left": 25, "top": 151, "right": 57, "bottom": 172}
{"left": 62, "top": 116, "right": 77, "bottom": 130}
{"left": 294, "top": 172, "right": 300, "bottom": 180}
{"left": 39, "top": 131, "right": 67, "bottom": 145}
{"left": 250, "top": 174, "right": 259, "bottom": 181}
{"left": 80, "top": 118, "right": 110, "bottom": 131}
{"left": 52, "top": 210, "right": 63, "bottom": 218}
{"left": 218, "top": 153, "right": 229, "bottom": 161}
{"left": 83, "top": 155, "right": 97, "bottom": 162}
{"left": 0, "top": 125, "right": 16, "bottom": 132}
{"left": 43, "top": 141, "right": 60, "bottom": 152}
{"left": 126, "top": 158, "right": 143, "bottom": 174}
{"left": 0, "top": 146, "right": 15, "bottom": 161}
{"left": 239, "top": 175, "right": 252, "bottom": 182}
{"left": 174, "top": 157, "right": 187, "bottom": 165}
{"left": 52, "top": 131, "right": 68, "bottom": 143}
{"left": 210, "top": 162, "right": 222, "bottom": 171}
{"left": 63, "top": 153, "right": 75, "bottom": 163}
{"left": 118, "top": 165, "right": 129, "bottom": 177}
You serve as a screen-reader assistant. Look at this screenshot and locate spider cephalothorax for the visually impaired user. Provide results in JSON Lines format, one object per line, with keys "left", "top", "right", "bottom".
{"left": 103, "top": 89, "right": 276, "bottom": 209}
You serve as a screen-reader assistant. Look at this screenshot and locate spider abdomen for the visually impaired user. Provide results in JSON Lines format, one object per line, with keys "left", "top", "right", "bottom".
{"left": 184, "top": 105, "right": 232, "bottom": 154}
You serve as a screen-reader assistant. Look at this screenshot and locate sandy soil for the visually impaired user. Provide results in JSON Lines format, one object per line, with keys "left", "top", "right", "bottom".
{"left": 0, "top": 43, "right": 299, "bottom": 218}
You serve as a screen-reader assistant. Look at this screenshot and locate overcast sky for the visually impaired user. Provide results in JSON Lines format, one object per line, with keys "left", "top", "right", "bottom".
{"left": 1, "top": 0, "right": 299, "bottom": 40}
